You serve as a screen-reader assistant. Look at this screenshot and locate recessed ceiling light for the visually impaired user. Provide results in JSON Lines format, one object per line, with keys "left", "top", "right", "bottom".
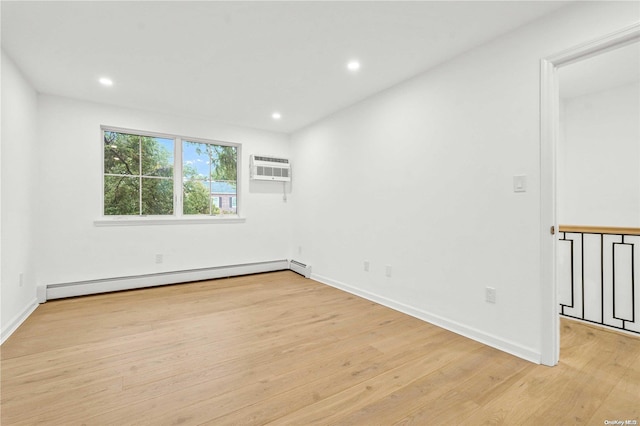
{"left": 272, "top": 112, "right": 282, "bottom": 120}
{"left": 99, "top": 77, "right": 113, "bottom": 86}
{"left": 347, "top": 60, "right": 361, "bottom": 72}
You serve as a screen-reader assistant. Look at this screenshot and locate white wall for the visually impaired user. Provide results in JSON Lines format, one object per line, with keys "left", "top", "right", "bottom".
{"left": 35, "top": 95, "right": 292, "bottom": 287}
{"left": 290, "top": 2, "right": 640, "bottom": 363}
{"left": 558, "top": 82, "right": 640, "bottom": 227}
{"left": 1, "top": 50, "right": 39, "bottom": 341}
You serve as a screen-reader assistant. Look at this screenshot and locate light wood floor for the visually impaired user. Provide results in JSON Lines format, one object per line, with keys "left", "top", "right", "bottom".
{"left": 1, "top": 271, "right": 639, "bottom": 425}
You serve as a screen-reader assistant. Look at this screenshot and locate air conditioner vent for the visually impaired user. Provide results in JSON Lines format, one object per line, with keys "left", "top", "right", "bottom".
{"left": 251, "top": 155, "right": 291, "bottom": 181}
{"left": 254, "top": 156, "right": 289, "bottom": 164}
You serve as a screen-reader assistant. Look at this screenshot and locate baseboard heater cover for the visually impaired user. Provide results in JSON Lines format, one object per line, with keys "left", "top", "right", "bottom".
{"left": 44, "top": 259, "right": 290, "bottom": 301}
{"left": 289, "top": 259, "right": 312, "bottom": 278}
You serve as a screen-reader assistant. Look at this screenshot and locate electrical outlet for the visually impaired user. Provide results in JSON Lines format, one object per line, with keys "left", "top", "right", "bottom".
{"left": 155, "top": 254, "right": 163, "bottom": 264}
{"left": 486, "top": 287, "right": 496, "bottom": 304}
{"left": 298, "top": 246, "right": 302, "bottom": 255}
{"left": 385, "top": 265, "right": 392, "bottom": 277}
{"left": 364, "top": 261, "right": 370, "bottom": 272}
{"left": 19, "top": 273, "right": 24, "bottom": 287}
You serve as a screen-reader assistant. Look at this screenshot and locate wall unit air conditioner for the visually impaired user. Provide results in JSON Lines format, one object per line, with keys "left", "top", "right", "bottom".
{"left": 250, "top": 155, "right": 291, "bottom": 181}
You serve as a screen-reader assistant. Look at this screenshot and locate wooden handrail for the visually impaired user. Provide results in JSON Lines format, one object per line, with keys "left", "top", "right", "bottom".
{"left": 559, "top": 225, "right": 640, "bottom": 236}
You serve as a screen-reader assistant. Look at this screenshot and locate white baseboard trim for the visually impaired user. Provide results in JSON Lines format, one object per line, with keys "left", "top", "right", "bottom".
{"left": 45, "top": 259, "right": 290, "bottom": 300}
{"left": 311, "top": 273, "right": 541, "bottom": 364}
{"left": 1, "top": 298, "right": 38, "bottom": 345}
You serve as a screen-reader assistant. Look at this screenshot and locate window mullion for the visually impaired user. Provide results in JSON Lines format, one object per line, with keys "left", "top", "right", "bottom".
{"left": 175, "top": 138, "right": 183, "bottom": 217}
{"left": 138, "top": 135, "right": 143, "bottom": 216}
{"left": 209, "top": 153, "right": 213, "bottom": 216}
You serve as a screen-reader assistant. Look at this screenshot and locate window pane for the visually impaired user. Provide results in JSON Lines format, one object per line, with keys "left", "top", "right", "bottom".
{"left": 104, "top": 175, "right": 139, "bottom": 215}
{"left": 141, "top": 137, "right": 174, "bottom": 177}
{"left": 141, "top": 178, "right": 173, "bottom": 215}
{"left": 104, "top": 131, "right": 140, "bottom": 175}
{"left": 183, "top": 141, "right": 237, "bottom": 216}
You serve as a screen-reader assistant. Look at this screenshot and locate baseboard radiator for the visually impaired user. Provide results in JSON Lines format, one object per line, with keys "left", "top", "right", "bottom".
{"left": 289, "top": 259, "right": 312, "bottom": 278}
{"left": 40, "top": 259, "right": 310, "bottom": 302}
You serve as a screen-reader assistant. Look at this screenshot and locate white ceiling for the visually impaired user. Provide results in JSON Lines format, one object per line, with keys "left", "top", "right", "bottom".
{"left": 2, "top": 1, "right": 569, "bottom": 134}
{"left": 559, "top": 41, "right": 640, "bottom": 99}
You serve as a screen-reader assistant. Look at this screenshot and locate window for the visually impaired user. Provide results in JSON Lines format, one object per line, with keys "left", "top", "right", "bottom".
{"left": 212, "top": 196, "right": 221, "bottom": 209}
{"left": 103, "top": 127, "right": 238, "bottom": 219}
{"left": 182, "top": 140, "right": 237, "bottom": 216}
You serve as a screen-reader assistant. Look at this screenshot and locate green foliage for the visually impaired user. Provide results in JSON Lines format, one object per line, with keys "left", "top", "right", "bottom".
{"left": 104, "top": 176, "right": 139, "bottom": 215}
{"left": 210, "top": 144, "right": 237, "bottom": 184}
{"left": 141, "top": 178, "right": 173, "bottom": 215}
{"left": 188, "top": 142, "right": 237, "bottom": 185}
{"left": 104, "top": 132, "right": 139, "bottom": 176}
{"left": 103, "top": 131, "right": 174, "bottom": 215}
{"left": 183, "top": 180, "right": 220, "bottom": 215}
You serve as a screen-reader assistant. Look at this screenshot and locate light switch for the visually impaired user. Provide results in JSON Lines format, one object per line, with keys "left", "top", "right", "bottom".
{"left": 513, "top": 175, "right": 526, "bottom": 193}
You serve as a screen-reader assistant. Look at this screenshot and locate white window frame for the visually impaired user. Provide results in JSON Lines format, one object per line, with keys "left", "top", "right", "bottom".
{"left": 96, "top": 125, "right": 244, "bottom": 226}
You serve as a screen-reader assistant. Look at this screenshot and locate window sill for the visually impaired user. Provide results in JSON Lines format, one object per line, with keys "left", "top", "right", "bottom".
{"left": 94, "top": 216, "right": 246, "bottom": 226}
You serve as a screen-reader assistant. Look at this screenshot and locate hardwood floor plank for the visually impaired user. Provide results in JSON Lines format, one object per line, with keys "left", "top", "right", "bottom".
{"left": 588, "top": 353, "right": 640, "bottom": 424}
{"left": 264, "top": 341, "right": 489, "bottom": 426}
{"left": 91, "top": 315, "right": 443, "bottom": 425}
{"left": 2, "top": 271, "right": 639, "bottom": 425}
{"left": 185, "top": 327, "right": 466, "bottom": 426}
{"left": 353, "top": 348, "right": 530, "bottom": 425}
{"left": 2, "top": 376, "right": 124, "bottom": 425}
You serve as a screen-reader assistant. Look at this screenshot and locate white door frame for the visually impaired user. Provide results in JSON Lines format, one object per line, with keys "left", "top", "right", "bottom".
{"left": 539, "top": 23, "right": 640, "bottom": 366}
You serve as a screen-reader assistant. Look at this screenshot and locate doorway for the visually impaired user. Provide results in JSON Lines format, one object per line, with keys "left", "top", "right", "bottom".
{"left": 556, "top": 42, "right": 640, "bottom": 336}
{"left": 540, "top": 23, "right": 640, "bottom": 366}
